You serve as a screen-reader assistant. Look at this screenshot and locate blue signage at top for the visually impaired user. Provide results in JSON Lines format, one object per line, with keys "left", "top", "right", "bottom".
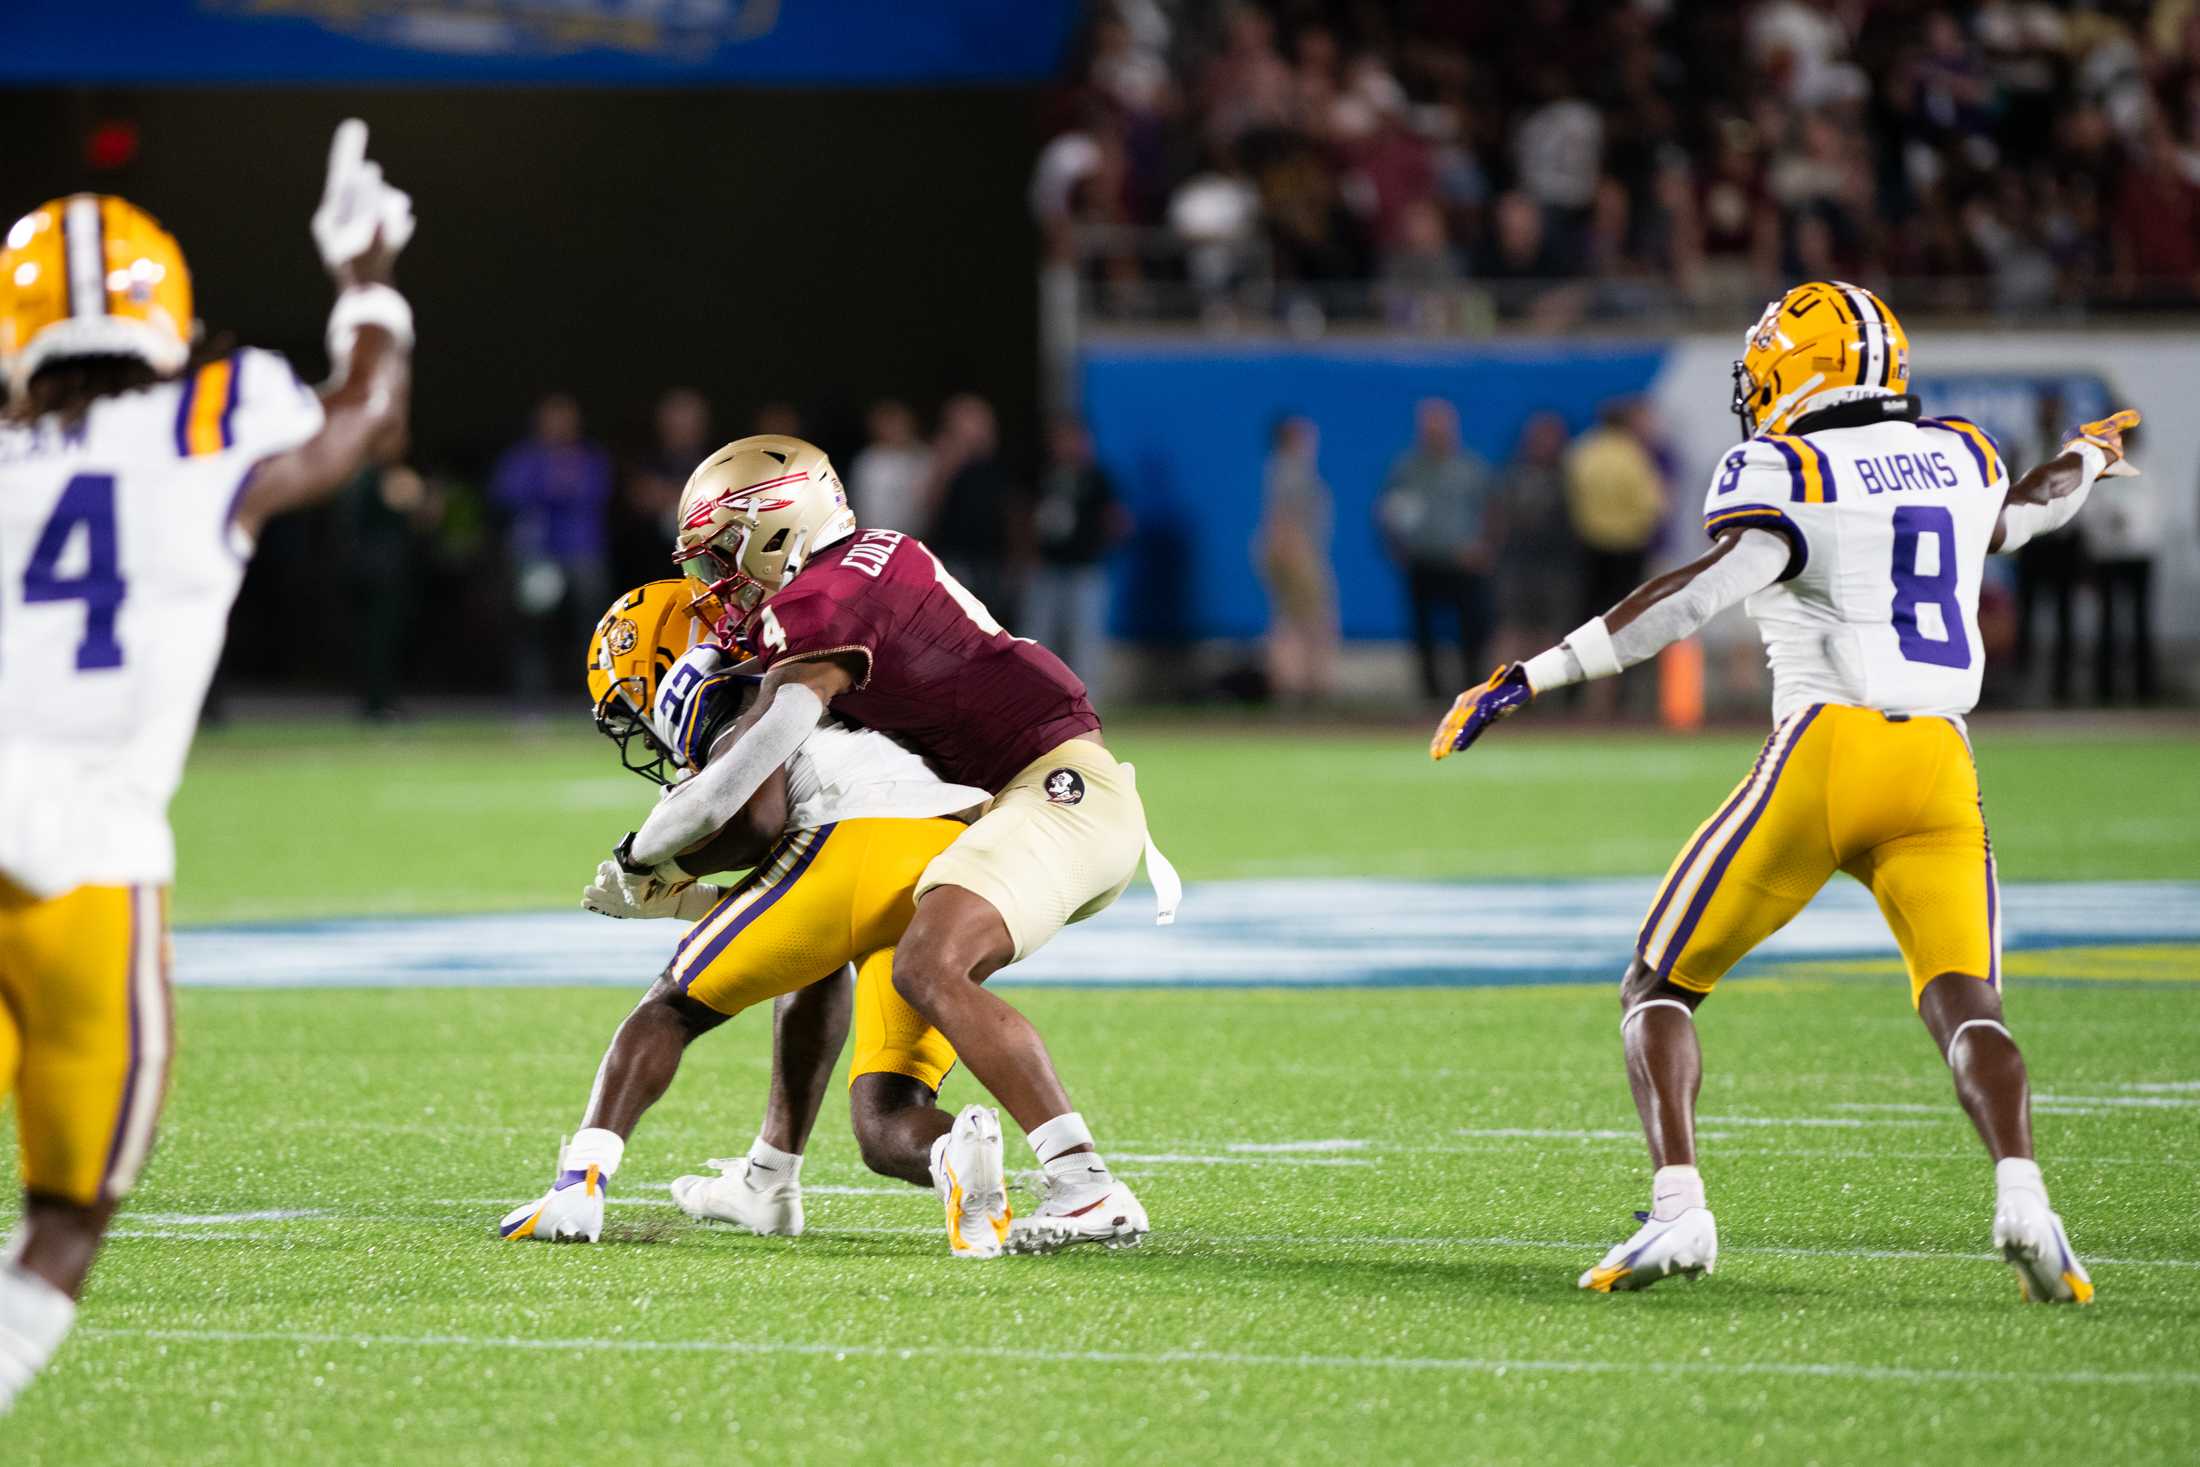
{"left": 4, "top": 0, "right": 1080, "bottom": 85}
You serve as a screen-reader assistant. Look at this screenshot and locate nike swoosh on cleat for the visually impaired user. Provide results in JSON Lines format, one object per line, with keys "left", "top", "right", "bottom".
{"left": 1060, "top": 1193, "right": 1116, "bottom": 1219}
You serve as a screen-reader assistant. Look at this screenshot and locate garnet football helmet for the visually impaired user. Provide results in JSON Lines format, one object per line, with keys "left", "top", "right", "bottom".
{"left": 672, "top": 434, "right": 856, "bottom": 633}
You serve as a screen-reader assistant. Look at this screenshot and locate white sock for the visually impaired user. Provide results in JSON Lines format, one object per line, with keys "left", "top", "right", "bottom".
{"left": 564, "top": 1127, "right": 626, "bottom": 1178}
{"left": 745, "top": 1137, "right": 803, "bottom": 1186}
{"left": 1650, "top": 1164, "right": 1706, "bottom": 1221}
{"left": 0, "top": 1261, "right": 76, "bottom": 1413}
{"left": 1027, "top": 1111, "right": 1095, "bottom": 1166}
{"left": 1995, "top": 1156, "right": 2047, "bottom": 1202}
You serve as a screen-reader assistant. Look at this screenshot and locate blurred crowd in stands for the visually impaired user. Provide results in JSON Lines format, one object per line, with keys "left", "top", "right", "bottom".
{"left": 269, "top": 389, "right": 1129, "bottom": 719}
{"left": 1037, "top": 0, "right": 2200, "bottom": 325}
{"left": 264, "top": 375, "right": 2159, "bottom": 721}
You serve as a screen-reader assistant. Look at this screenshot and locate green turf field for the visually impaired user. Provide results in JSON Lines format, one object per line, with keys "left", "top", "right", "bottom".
{"left": 5, "top": 715, "right": 2198, "bottom": 1464}
{"left": 168, "top": 715, "right": 2198, "bottom": 922}
{"left": 4, "top": 980, "right": 2197, "bottom": 1464}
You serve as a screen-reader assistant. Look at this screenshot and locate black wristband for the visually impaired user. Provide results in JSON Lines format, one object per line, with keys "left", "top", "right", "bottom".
{"left": 613, "top": 832, "right": 653, "bottom": 877}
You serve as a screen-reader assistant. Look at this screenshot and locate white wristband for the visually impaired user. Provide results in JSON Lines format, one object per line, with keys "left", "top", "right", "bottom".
{"left": 1563, "top": 615, "right": 1622, "bottom": 680}
{"left": 326, "top": 284, "right": 414, "bottom": 375}
{"left": 1521, "top": 644, "right": 1583, "bottom": 694}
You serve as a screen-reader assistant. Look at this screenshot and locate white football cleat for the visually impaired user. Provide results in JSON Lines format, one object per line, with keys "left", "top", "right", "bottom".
{"left": 1579, "top": 1208, "right": 1718, "bottom": 1292}
{"left": 1994, "top": 1189, "right": 2094, "bottom": 1304}
{"left": 1006, "top": 1158, "right": 1148, "bottom": 1253}
{"left": 670, "top": 1156, "right": 805, "bottom": 1237}
{"left": 499, "top": 1161, "right": 607, "bottom": 1243}
{"left": 932, "top": 1105, "right": 1011, "bottom": 1259}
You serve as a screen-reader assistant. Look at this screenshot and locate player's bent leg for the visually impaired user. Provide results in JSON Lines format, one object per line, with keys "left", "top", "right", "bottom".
{"left": 1582, "top": 961, "right": 1717, "bottom": 1292}
{"left": 0, "top": 882, "right": 168, "bottom": 1411}
{"left": 891, "top": 886, "right": 1059, "bottom": 1127}
{"left": 502, "top": 970, "right": 731, "bottom": 1243}
{"left": 848, "top": 948, "right": 957, "bottom": 1189}
{"left": 668, "top": 976, "right": 851, "bottom": 1239}
{"left": 1916, "top": 973, "right": 2092, "bottom": 1304}
{"left": 850, "top": 1073, "right": 953, "bottom": 1188}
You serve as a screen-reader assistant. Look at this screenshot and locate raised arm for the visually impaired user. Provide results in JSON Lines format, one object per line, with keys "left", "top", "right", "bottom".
{"left": 622, "top": 655, "right": 859, "bottom": 871}
{"left": 1430, "top": 527, "right": 1791, "bottom": 761}
{"left": 1991, "top": 409, "right": 2140, "bottom": 554}
{"left": 234, "top": 121, "right": 416, "bottom": 539}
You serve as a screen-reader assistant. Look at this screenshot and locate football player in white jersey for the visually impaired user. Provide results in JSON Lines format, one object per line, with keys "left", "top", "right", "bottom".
{"left": 1432, "top": 281, "right": 2138, "bottom": 1304}
{"left": 497, "top": 580, "right": 1020, "bottom": 1256}
{"left": 0, "top": 122, "right": 416, "bottom": 1410}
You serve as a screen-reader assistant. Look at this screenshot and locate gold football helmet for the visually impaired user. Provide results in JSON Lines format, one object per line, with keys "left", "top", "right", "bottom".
{"left": 1732, "top": 281, "right": 1909, "bottom": 438}
{"left": 585, "top": 579, "right": 726, "bottom": 784}
{"left": 672, "top": 434, "right": 857, "bottom": 630}
{"left": 1, "top": 194, "right": 194, "bottom": 396}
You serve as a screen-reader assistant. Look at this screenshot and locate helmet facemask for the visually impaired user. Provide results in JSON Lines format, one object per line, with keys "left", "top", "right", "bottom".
{"left": 592, "top": 673, "right": 679, "bottom": 786}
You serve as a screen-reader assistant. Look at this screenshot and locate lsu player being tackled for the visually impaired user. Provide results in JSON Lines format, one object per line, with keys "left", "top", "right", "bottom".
{"left": 608, "top": 434, "right": 1178, "bottom": 1253}
{"left": 499, "top": 579, "right": 1034, "bottom": 1257}
{"left": 0, "top": 123, "right": 415, "bottom": 1410}
{"left": 1433, "top": 281, "right": 2135, "bottom": 1304}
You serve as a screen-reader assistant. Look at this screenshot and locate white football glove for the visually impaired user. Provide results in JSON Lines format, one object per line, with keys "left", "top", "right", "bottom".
{"left": 582, "top": 859, "right": 722, "bottom": 921}
{"left": 312, "top": 118, "right": 415, "bottom": 272}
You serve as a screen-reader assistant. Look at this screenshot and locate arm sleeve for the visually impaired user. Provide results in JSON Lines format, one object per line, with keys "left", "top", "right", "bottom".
{"left": 1608, "top": 528, "right": 1791, "bottom": 670}
{"left": 1995, "top": 443, "right": 2104, "bottom": 553}
{"left": 629, "top": 682, "right": 823, "bottom": 867}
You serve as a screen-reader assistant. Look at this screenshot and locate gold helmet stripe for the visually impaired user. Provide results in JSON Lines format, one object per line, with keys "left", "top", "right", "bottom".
{"left": 63, "top": 195, "right": 106, "bottom": 321}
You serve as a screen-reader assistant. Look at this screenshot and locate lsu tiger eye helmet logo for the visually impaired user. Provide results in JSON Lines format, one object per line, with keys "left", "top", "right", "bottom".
{"left": 1732, "top": 281, "right": 1910, "bottom": 438}
{"left": 584, "top": 580, "right": 726, "bottom": 785}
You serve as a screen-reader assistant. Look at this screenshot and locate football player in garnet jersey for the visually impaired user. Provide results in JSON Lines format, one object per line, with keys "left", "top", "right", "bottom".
{"left": 611, "top": 435, "right": 1178, "bottom": 1254}
{"left": 1433, "top": 281, "right": 2133, "bottom": 1304}
{"left": 499, "top": 580, "right": 1008, "bottom": 1255}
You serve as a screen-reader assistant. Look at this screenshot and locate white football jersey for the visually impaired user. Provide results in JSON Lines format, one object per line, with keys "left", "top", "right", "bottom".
{"left": 784, "top": 719, "right": 989, "bottom": 831}
{"left": 1702, "top": 409, "right": 2007, "bottom": 724}
{"left": 0, "top": 350, "right": 324, "bottom": 896}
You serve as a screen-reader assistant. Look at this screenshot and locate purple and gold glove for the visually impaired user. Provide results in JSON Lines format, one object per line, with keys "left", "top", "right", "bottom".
{"left": 1430, "top": 663, "right": 1534, "bottom": 762}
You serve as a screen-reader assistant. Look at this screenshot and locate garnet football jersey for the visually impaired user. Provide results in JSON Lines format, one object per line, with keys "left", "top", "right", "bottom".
{"left": 746, "top": 528, "right": 1100, "bottom": 793}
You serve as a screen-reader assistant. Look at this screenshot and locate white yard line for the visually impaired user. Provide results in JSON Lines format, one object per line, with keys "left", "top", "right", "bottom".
{"left": 1108, "top": 1152, "right": 1374, "bottom": 1168}
{"left": 1224, "top": 1139, "right": 1370, "bottom": 1153}
{"left": 124, "top": 1209, "right": 330, "bottom": 1225}
{"left": 74, "top": 1325, "right": 2200, "bottom": 1389}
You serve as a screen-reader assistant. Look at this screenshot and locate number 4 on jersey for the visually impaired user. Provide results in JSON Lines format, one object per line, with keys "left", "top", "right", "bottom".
{"left": 23, "top": 472, "right": 127, "bottom": 671}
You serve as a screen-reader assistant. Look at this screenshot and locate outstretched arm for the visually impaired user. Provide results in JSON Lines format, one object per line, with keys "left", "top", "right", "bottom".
{"left": 1992, "top": 408, "right": 2140, "bottom": 554}
{"left": 1431, "top": 527, "right": 1790, "bottom": 760}
{"left": 234, "top": 120, "right": 416, "bottom": 539}
{"left": 624, "top": 656, "right": 858, "bottom": 869}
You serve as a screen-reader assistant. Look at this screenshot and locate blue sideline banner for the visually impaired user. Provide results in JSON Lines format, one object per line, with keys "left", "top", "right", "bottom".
{"left": 1081, "top": 339, "right": 1668, "bottom": 644}
{"left": 1084, "top": 333, "right": 2200, "bottom": 646}
{"left": 2, "top": 0, "right": 1079, "bottom": 85}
